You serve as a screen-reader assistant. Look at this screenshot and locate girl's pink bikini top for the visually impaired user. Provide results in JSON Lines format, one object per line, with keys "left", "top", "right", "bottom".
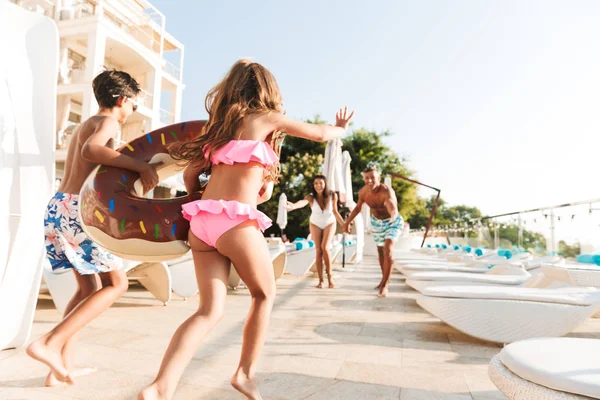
{"left": 205, "top": 140, "right": 279, "bottom": 167}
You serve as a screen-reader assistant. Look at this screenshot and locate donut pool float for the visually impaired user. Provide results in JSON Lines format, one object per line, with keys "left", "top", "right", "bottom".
{"left": 79, "top": 120, "right": 207, "bottom": 261}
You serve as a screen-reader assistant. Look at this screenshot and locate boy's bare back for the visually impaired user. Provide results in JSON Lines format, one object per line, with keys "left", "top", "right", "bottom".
{"left": 58, "top": 116, "right": 115, "bottom": 195}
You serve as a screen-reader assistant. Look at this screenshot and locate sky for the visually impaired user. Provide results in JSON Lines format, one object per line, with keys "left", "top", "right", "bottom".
{"left": 152, "top": 0, "right": 600, "bottom": 241}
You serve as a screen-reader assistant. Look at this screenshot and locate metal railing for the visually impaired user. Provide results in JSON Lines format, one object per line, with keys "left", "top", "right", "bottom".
{"left": 426, "top": 198, "right": 600, "bottom": 258}
{"left": 11, "top": 0, "right": 55, "bottom": 17}
{"left": 57, "top": 0, "right": 95, "bottom": 20}
{"left": 103, "top": 9, "right": 160, "bottom": 54}
{"left": 140, "top": 89, "right": 153, "bottom": 109}
{"left": 16, "top": 0, "right": 181, "bottom": 81}
{"left": 163, "top": 60, "right": 181, "bottom": 81}
{"left": 160, "top": 109, "right": 174, "bottom": 125}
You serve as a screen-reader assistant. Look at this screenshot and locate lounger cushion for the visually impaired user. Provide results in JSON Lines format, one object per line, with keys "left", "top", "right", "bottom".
{"left": 576, "top": 254, "right": 600, "bottom": 265}
{"left": 421, "top": 286, "right": 600, "bottom": 306}
{"left": 500, "top": 337, "right": 600, "bottom": 399}
{"left": 408, "top": 272, "right": 529, "bottom": 285}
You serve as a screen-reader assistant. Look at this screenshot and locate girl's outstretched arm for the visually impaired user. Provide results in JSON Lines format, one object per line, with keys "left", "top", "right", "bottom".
{"left": 268, "top": 107, "right": 354, "bottom": 142}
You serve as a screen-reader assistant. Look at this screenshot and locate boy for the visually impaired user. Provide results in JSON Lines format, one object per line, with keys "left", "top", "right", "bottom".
{"left": 27, "top": 70, "right": 160, "bottom": 385}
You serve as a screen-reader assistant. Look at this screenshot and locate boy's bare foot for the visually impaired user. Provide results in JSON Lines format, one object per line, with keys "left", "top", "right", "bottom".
{"left": 231, "top": 371, "right": 262, "bottom": 400}
{"left": 26, "top": 337, "right": 73, "bottom": 384}
{"left": 377, "top": 286, "right": 389, "bottom": 297}
{"left": 45, "top": 366, "right": 97, "bottom": 387}
{"left": 316, "top": 281, "right": 324, "bottom": 289}
{"left": 138, "top": 383, "right": 167, "bottom": 400}
{"left": 328, "top": 280, "right": 336, "bottom": 289}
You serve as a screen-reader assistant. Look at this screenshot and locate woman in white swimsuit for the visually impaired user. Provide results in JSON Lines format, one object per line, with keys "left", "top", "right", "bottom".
{"left": 287, "top": 175, "right": 344, "bottom": 288}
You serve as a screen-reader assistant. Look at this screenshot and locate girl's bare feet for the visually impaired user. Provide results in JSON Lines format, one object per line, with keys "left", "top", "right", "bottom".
{"left": 26, "top": 337, "right": 73, "bottom": 384}
{"left": 231, "top": 370, "right": 262, "bottom": 400}
{"left": 45, "top": 366, "right": 97, "bottom": 387}
{"left": 328, "top": 279, "right": 336, "bottom": 289}
{"left": 316, "top": 281, "right": 324, "bottom": 289}
{"left": 377, "top": 286, "right": 389, "bottom": 297}
{"left": 138, "top": 383, "right": 167, "bottom": 400}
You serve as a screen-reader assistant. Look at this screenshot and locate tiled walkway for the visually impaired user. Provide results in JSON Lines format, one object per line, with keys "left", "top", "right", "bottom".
{"left": 3, "top": 256, "right": 600, "bottom": 399}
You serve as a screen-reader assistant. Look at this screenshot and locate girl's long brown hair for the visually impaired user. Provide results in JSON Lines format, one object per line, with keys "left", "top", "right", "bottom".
{"left": 170, "top": 59, "right": 285, "bottom": 181}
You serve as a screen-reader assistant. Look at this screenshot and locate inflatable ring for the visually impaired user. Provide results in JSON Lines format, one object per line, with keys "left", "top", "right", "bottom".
{"left": 79, "top": 120, "right": 207, "bottom": 262}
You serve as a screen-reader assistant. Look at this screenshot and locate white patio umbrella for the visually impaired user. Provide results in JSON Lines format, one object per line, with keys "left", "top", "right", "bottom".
{"left": 384, "top": 175, "right": 392, "bottom": 187}
{"left": 323, "top": 138, "right": 346, "bottom": 202}
{"left": 340, "top": 150, "right": 364, "bottom": 263}
{"left": 341, "top": 151, "right": 355, "bottom": 208}
{"left": 276, "top": 193, "right": 288, "bottom": 231}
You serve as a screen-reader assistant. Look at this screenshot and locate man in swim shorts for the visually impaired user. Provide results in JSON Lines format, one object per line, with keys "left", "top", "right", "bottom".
{"left": 343, "top": 164, "right": 403, "bottom": 297}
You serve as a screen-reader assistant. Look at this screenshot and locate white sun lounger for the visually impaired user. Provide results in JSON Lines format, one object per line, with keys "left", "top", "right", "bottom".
{"left": 124, "top": 261, "right": 172, "bottom": 304}
{"left": 399, "top": 247, "right": 529, "bottom": 263}
{"left": 417, "top": 286, "right": 600, "bottom": 343}
{"left": 168, "top": 253, "right": 197, "bottom": 298}
{"left": 309, "top": 243, "right": 343, "bottom": 273}
{"left": 489, "top": 337, "right": 600, "bottom": 399}
{"left": 405, "top": 257, "right": 564, "bottom": 293}
{"left": 406, "top": 264, "right": 533, "bottom": 292}
{"left": 334, "top": 242, "right": 358, "bottom": 265}
{"left": 229, "top": 245, "right": 287, "bottom": 289}
{"left": 284, "top": 246, "right": 317, "bottom": 276}
{"left": 398, "top": 252, "right": 533, "bottom": 276}
{"left": 169, "top": 241, "right": 288, "bottom": 293}
{"left": 43, "top": 259, "right": 172, "bottom": 314}
{"left": 41, "top": 264, "right": 77, "bottom": 316}
{"left": 540, "top": 262, "right": 600, "bottom": 288}
{"left": 396, "top": 252, "right": 472, "bottom": 264}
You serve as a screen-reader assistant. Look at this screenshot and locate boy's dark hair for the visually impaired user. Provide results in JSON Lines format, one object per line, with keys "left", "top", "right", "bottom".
{"left": 92, "top": 69, "right": 140, "bottom": 109}
{"left": 363, "top": 163, "right": 379, "bottom": 173}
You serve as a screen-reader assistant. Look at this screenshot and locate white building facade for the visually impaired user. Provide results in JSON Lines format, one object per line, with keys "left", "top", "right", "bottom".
{"left": 10, "top": 0, "right": 185, "bottom": 178}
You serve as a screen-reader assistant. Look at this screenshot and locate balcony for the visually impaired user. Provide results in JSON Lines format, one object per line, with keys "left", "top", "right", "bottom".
{"left": 160, "top": 108, "right": 174, "bottom": 125}
{"left": 163, "top": 60, "right": 181, "bottom": 81}
{"left": 14, "top": 0, "right": 183, "bottom": 83}
{"left": 102, "top": 8, "right": 161, "bottom": 54}
{"left": 57, "top": 1, "right": 179, "bottom": 70}
{"left": 9, "top": 0, "right": 55, "bottom": 17}
{"left": 140, "top": 88, "right": 153, "bottom": 109}
{"left": 57, "top": 0, "right": 95, "bottom": 20}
